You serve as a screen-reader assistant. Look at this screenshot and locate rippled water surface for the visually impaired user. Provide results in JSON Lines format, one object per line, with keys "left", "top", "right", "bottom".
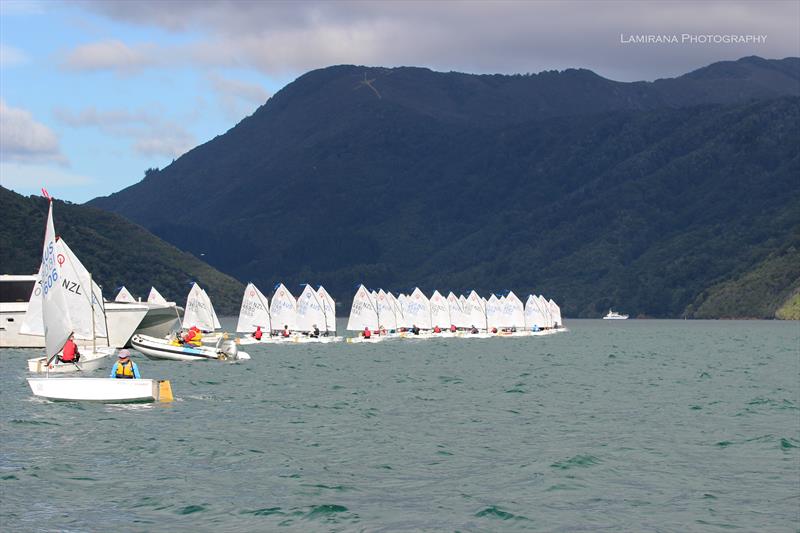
{"left": 1, "top": 319, "right": 798, "bottom": 531}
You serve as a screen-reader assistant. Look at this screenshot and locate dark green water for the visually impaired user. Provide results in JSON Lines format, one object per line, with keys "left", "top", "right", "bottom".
{"left": 1, "top": 320, "right": 798, "bottom": 531}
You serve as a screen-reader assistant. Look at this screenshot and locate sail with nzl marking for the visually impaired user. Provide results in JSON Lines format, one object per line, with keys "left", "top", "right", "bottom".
{"left": 346, "top": 284, "right": 378, "bottom": 331}
{"left": 466, "top": 291, "right": 487, "bottom": 330}
{"left": 147, "top": 287, "right": 168, "bottom": 305}
{"left": 115, "top": 286, "right": 136, "bottom": 303}
{"left": 236, "top": 283, "right": 271, "bottom": 333}
{"left": 317, "top": 286, "right": 337, "bottom": 333}
{"left": 429, "top": 290, "right": 449, "bottom": 330}
{"left": 55, "top": 238, "right": 108, "bottom": 340}
{"left": 270, "top": 283, "right": 297, "bottom": 330}
{"left": 296, "top": 284, "right": 326, "bottom": 332}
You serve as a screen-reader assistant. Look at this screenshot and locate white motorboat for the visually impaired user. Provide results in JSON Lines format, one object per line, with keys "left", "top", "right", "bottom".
{"left": 27, "top": 347, "right": 116, "bottom": 374}
{"left": 131, "top": 333, "right": 250, "bottom": 362}
{"left": 603, "top": 309, "right": 629, "bottom": 320}
{"left": 27, "top": 377, "right": 173, "bottom": 403}
{"left": 1, "top": 275, "right": 149, "bottom": 348}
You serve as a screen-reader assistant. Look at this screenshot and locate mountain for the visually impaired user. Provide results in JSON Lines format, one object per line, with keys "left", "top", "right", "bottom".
{"left": 89, "top": 57, "right": 800, "bottom": 318}
{"left": 0, "top": 187, "right": 244, "bottom": 314}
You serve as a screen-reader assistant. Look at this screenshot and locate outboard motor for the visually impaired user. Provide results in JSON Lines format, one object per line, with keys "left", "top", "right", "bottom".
{"left": 219, "top": 339, "right": 239, "bottom": 360}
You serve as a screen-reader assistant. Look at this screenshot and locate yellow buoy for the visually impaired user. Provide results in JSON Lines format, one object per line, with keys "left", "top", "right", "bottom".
{"left": 157, "top": 380, "right": 174, "bottom": 402}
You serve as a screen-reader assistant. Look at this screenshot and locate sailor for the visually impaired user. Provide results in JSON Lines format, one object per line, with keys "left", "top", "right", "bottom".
{"left": 363, "top": 326, "right": 372, "bottom": 339}
{"left": 253, "top": 326, "right": 263, "bottom": 340}
{"left": 411, "top": 324, "right": 420, "bottom": 335}
{"left": 491, "top": 327, "right": 498, "bottom": 334}
{"left": 470, "top": 325, "right": 479, "bottom": 334}
{"left": 59, "top": 333, "right": 80, "bottom": 363}
{"left": 110, "top": 350, "right": 140, "bottom": 379}
{"left": 282, "top": 325, "right": 291, "bottom": 337}
{"left": 183, "top": 325, "right": 201, "bottom": 344}
{"left": 310, "top": 324, "right": 320, "bottom": 338}
{"left": 450, "top": 324, "right": 457, "bottom": 333}
{"left": 433, "top": 325, "right": 442, "bottom": 333}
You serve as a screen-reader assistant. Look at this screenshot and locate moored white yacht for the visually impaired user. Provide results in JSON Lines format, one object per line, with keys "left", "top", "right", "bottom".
{"left": 603, "top": 309, "right": 629, "bottom": 320}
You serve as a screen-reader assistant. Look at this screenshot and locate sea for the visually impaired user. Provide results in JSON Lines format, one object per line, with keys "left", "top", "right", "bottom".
{"left": 1, "top": 319, "right": 798, "bottom": 532}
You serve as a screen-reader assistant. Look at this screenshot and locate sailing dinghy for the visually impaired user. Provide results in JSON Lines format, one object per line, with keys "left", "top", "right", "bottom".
{"left": 26, "top": 195, "right": 173, "bottom": 402}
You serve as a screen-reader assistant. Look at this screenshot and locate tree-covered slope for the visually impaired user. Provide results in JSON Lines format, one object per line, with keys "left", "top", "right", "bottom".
{"left": 0, "top": 187, "right": 244, "bottom": 314}
{"left": 88, "top": 57, "right": 800, "bottom": 317}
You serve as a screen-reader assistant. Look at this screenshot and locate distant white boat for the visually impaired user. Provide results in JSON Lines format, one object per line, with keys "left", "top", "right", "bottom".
{"left": 603, "top": 309, "right": 629, "bottom": 320}
{"left": 131, "top": 333, "right": 249, "bottom": 362}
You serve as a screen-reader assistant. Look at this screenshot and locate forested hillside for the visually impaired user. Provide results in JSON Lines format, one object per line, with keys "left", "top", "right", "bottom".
{"left": 88, "top": 57, "right": 800, "bottom": 317}
{"left": 0, "top": 188, "right": 244, "bottom": 314}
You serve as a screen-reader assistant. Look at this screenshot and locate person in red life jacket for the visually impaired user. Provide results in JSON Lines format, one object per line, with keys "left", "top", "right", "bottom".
{"left": 282, "top": 325, "right": 291, "bottom": 337}
{"left": 491, "top": 327, "right": 498, "bottom": 334}
{"left": 59, "top": 333, "right": 80, "bottom": 363}
{"left": 363, "top": 327, "right": 372, "bottom": 339}
{"left": 253, "top": 326, "right": 263, "bottom": 340}
{"left": 433, "top": 325, "right": 442, "bottom": 333}
{"left": 182, "top": 326, "right": 198, "bottom": 344}
{"left": 450, "top": 324, "right": 457, "bottom": 333}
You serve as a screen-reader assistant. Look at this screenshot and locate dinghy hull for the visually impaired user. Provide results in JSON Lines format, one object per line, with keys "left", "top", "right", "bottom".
{"left": 27, "top": 348, "right": 115, "bottom": 374}
{"left": 27, "top": 378, "right": 172, "bottom": 403}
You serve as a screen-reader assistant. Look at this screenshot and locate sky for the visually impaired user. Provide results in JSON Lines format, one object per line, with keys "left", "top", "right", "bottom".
{"left": 1, "top": 0, "right": 798, "bottom": 203}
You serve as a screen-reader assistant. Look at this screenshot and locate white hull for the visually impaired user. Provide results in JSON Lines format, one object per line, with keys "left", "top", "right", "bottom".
{"left": 346, "top": 335, "right": 389, "bottom": 344}
{"left": 27, "top": 348, "right": 116, "bottom": 373}
{"left": 133, "top": 303, "right": 183, "bottom": 339}
{"left": 131, "top": 334, "right": 250, "bottom": 362}
{"left": 603, "top": 316, "right": 628, "bottom": 320}
{"left": 27, "top": 377, "right": 171, "bottom": 402}
{"left": 0, "top": 301, "right": 148, "bottom": 348}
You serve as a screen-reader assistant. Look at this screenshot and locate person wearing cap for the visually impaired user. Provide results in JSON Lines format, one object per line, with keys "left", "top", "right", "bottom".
{"left": 110, "top": 350, "right": 141, "bottom": 379}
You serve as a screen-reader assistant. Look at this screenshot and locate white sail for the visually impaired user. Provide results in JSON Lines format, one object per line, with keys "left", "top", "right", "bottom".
{"left": 115, "top": 286, "right": 136, "bottom": 303}
{"left": 202, "top": 289, "right": 222, "bottom": 330}
{"left": 404, "top": 288, "right": 432, "bottom": 329}
{"left": 55, "top": 239, "right": 108, "bottom": 340}
{"left": 429, "top": 290, "right": 449, "bottom": 329}
{"left": 387, "top": 292, "right": 404, "bottom": 330}
{"left": 236, "top": 283, "right": 271, "bottom": 333}
{"left": 147, "top": 287, "right": 168, "bottom": 305}
{"left": 317, "top": 286, "right": 337, "bottom": 333}
{"left": 504, "top": 291, "right": 526, "bottom": 328}
{"left": 40, "top": 202, "right": 72, "bottom": 359}
{"left": 346, "top": 284, "right": 378, "bottom": 331}
{"left": 296, "top": 284, "right": 326, "bottom": 332}
{"left": 549, "top": 298, "right": 562, "bottom": 327}
{"left": 466, "top": 291, "right": 487, "bottom": 330}
{"left": 538, "top": 295, "right": 553, "bottom": 328}
{"left": 19, "top": 265, "right": 45, "bottom": 336}
{"left": 447, "top": 292, "right": 466, "bottom": 328}
{"left": 270, "top": 283, "right": 296, "bottom": 330}
{"left": 373, "top": 290, "right": 395, "bottom": 330}
{"left": 524, "top": 294, "right": 547, "bottom": 329}
{"left": 182, "top": 283, "right": 216, "bottom": 331}
{"left": 486, "top": 294, "right": 503, "bottom": 330}
{"left": 396, "top": 294, "right": 410, "bottom": 328}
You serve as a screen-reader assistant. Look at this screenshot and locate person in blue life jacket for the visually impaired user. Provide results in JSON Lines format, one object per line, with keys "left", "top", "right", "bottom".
{"left": 110, "top": 350, "right": 141, "bottom": 379}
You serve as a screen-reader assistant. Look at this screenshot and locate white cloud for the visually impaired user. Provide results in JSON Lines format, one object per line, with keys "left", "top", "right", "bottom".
{"left": 61, "top": 39, "right": 158, "bottom": 73}
{"left": 0, "top": 162, "right": 92, "bottom": 191}
{"left": 53, "top": 105, "right": 196, "bottom": 159}
{"left": 70, "top": 0, "right": 799, "bottom": 81}
{"left": 0, "top": 100, "right": 66, "bottom": 164}
{"left": 208, "top": 72, "right": 270, "bottom": 121}
{"left": 0, "top": 43, "right": 29, "bottom": 68}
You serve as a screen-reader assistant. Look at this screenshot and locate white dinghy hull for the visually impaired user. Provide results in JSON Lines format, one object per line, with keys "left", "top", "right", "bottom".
{"left": 27, "top": 348, "right": 115, "bottom": 374}
{"left": 27, "top": 378, "right": 173, "bottom": 403}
